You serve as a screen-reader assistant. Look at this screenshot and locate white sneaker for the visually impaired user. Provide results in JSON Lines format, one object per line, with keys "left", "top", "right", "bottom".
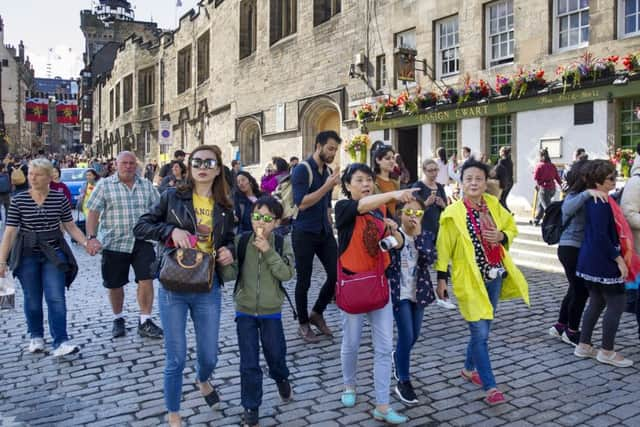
{"left": 52, "top": 342, "right": 79, "bottom": 357}
{"left": 596, "top": 351, "right": 634, "bottom": 368}
{"left": 28, "top": 338, "right": 45, "bottom": 353}
{"left": 574, "top": 345, "right": 597, "bottom": 359}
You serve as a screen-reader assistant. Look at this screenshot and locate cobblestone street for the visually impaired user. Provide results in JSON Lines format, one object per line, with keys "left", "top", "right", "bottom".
{"left": 1, "top": 242, "right": 640, "bottom": 427}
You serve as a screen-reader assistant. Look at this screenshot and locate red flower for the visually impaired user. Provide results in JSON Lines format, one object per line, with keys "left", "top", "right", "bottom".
{"left": 536, "top": 70, "right": 545, "bottom": 79}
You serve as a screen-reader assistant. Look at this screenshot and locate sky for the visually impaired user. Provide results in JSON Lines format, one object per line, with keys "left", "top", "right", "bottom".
{"left": 2, "top": 0, "right": 197, "bottom": 79}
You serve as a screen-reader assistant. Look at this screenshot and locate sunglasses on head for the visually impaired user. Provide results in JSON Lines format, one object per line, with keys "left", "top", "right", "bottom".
{"left": 190, "top": 158, "right": 218, "bottom": 169}
{"left": 401, "top": 208, "right": 424, "bottom": 218}
{"left": 252, "top": 213, "right": 275, "bottom": 223}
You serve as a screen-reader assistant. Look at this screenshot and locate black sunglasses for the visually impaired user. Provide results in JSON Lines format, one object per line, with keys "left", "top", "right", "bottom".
{"left": 190, "top": 158, "right": 218, "bottom": 169}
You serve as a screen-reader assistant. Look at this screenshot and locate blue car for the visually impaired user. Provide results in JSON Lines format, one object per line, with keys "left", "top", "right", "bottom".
{"left": 61, "top": 168, "right": 88, "bottom": 209}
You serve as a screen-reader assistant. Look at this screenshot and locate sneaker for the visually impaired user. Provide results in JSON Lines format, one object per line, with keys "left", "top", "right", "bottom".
{"left": 485, "top": 389, "right": 506, "bottom": 405}
{"left": 574, "top": 344, "right": 598, "bottom": 359}
{"left": 548, "top": 324, "right": 565, "bottom": 338}
{"left": 138, "top": 319, "right": 163, "bottom": 339}
{"left": 28, "top": 338, "right": 45, "bottom": 353}
{"left": 372, "top": 407, "right": 408, "bottom": 424}
{"left": 298, "top": 324, "right": 321, "bottom": 343}
{"left": 395, "top": 380, "right": 418, "bottom": 405}
{"left": 309, "top": 311, "right": 333, "bottom": 337}
{"left": 52, "top": 342, "right": 79, "bottom": 357}
{"left": 242, "top": 408, "right": 259, "bottom": 427}
{"left": 391, "top": 350, "right": 399, "bottom": 381}
{"left": 112, "top": 318, "right": 126, "bottom": 338}
{"left": 562, "top": 330, "right": 580, "bottom": 347}
{"left": 341, "top": 389, "right": 356, "bottom": 408}
{"left": 276, "top": 379, "right": 293, "bottom": 403}
{"left": 596, "top": 350, "right": 634, "bottom": 368}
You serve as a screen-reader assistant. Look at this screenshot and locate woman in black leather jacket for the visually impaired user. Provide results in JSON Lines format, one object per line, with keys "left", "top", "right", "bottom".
{"left": 134, "top": 145, "right": 234, "bottom": 427}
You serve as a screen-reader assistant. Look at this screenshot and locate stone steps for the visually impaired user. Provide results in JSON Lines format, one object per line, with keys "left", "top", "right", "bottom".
{"left": 511, "top": 220, "right": 564, "bottom": 274}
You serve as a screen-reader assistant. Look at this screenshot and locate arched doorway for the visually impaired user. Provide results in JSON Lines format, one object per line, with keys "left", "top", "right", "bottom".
{"left": 300, "top": 96, "right": 341, "bottom": 165}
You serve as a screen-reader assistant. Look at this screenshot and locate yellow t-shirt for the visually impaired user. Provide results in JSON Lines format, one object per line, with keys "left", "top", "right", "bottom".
{"left": 192, "top": 193, "right": 214, "bottom": 253}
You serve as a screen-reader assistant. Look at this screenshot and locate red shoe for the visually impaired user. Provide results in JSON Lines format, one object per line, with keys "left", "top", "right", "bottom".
{"left": 485, "top": 389, "right": 506, "bottom": 405}
{"left": 460, "top": 369, "right": 482, "bottom": 387}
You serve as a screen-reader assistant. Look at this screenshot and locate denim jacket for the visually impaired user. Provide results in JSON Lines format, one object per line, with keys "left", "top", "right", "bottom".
{"left": 387, "top": 229, "right": 437, "bottom": 310}
{"left": 559, "top": 191, "right": 590, "bottom": 248}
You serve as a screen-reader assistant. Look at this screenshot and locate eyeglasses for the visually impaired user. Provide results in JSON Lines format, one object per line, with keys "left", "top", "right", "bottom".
{"left": 251, "top": 213, "right": 275, "bottom": 223}
{"left": 191, "top": 158, "right": 217, "bottom": 169}
{"left": 606, "top": 175, "right": 617, "bottom": 182}
{"left": 401, "top": 208, "right": 424, "bottom": 218}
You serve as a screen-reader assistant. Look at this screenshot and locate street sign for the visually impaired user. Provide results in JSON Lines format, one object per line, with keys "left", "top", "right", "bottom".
{"left": 159, "top": 120, "right": 172, "bottom": 146}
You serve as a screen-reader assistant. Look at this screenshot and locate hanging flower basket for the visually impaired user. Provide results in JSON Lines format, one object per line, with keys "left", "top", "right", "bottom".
{"left": 346, "top": 134, "right": 371, "bottom": 163}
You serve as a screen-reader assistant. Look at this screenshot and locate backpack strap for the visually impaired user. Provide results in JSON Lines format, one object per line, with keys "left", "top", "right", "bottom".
{"left": 234, "top": 231, "right": 252, "bottom": 296}
{"left": 300, "top": 160, "right": 332, "bottom": 190}
{"left": 235, "top": 231, "right": 298, "bottom": 320}
{"left": 274, "top": 233, "right": 298, "bottom": 320}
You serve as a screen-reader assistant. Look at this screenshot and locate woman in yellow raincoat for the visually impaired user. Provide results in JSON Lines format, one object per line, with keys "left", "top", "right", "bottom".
{"left": 435, "top": 159, "right": 529, "bottom": 406}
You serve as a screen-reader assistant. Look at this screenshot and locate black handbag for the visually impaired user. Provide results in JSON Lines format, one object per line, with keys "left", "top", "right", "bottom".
{"left": 159, "top": 248, "right": 215, "bottom": 293}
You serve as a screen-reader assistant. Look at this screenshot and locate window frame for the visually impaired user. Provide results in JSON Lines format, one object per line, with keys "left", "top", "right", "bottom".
{"left": 488, "top": 115, "right": 512, "bottom": 163}
{"left": 270, "top": 0, "right": 297, "bottom": 45}
{"left": 439, "top": 122, "right": 458, "bottom": 159}
{"left": 115, "top": 82, "right": 121, "bottom": 118}
{"left": 109, "top": 89, "right": 114, "bottom": 122}
{"left": 619, "top": 98, "right": 640, "bottom": 150}
{"left": 122, "top": 74, "right": 133, "bottom": 112}
{"left": 553, "top": 0, "right": 590, "bottom": 53}
{"left": 313, "top": 0, "right": 341, "bottom": 26}
{"left": 618, "top": 0, "right": 640, "bottom": 39}
{"left": 376, "top": 54, "right": 387, "bottom": 91}
{"left": 137, "top": 66, "right": 155, "bottom": 108}
{"left": 485, "top": 0, "right": 515, "bottom": 68}
{"left": 197, "top": 31, "right": 210, "bottom": 85}
{"left": 239, "top": 0, "right": 258, "bottom": 59}
{"left": 177, "top": 45, "right": 192, "bottom": 94}
{"left": 435, "top": 15, "right": 460, "bottom": 79}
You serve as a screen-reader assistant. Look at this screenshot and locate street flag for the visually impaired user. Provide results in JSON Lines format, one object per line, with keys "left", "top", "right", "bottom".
{"left": 25, "top": 92, "right": 49, "bottom": 123}
{"left": 56, "top": 96, "right": 79, "bottom": 124}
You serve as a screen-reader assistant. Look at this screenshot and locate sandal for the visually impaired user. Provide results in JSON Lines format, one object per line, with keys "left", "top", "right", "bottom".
{"left": 460, "top": 369, "right": 482, "bottom": 386}
{"left": 485, "top": 389, "right": 506, "bottom": 405}
{"left": 197, "top": 381, "right": 220, "bottom": 409}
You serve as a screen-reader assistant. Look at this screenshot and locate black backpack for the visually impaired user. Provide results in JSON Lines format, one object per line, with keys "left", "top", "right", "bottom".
{"left": 235, "top": 231, "right": 297, "bottom": 319}
{"left": 541, "top": 201, "right": 572, "bottom": 245}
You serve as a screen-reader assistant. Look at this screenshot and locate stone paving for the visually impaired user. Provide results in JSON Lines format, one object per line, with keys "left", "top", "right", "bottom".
{"left": 1, "top": 242, "right": 640, "bottom": 427}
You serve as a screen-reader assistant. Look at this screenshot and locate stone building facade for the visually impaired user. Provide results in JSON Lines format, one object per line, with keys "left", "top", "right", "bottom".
{"left": 90, "top": 0, "right": 640, "bottom": 209}
{"left": 0, "top": 16, "right": 37, "bottom": 155}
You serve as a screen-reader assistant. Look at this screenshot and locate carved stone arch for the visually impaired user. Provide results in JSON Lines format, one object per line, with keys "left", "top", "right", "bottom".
{"left": 299, "top": 95, "right": 342, "bottom": 159}
{"left": 236, "top": 116, "right": 262, "bottom": 166}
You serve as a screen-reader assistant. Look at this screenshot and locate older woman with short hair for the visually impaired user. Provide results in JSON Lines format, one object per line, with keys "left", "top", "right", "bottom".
{"left": 435, "top": 159, "right": 529, "bottom": 405}
{"left": 0, "top": 159, "right": 94, "bottom": 357}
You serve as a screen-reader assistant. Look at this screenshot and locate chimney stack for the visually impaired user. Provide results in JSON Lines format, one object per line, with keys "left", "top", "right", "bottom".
{"left": 19, "top": 40, "right": 24, "bottom": 63}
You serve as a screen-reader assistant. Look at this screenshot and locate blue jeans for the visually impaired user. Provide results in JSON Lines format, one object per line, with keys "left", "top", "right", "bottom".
{"left": 15, "top": 250, "right": 68, "bottom": 349}
{"left": 158, "top": 281, "right": 222, "bottom": 413}
{"left": 464, "top": 277, "right": 503, "bottom": 391}
{"left": 393, "top": 300, "right": 424, "bottom": 382}
{"left": 236, "top": 316, "right": 289, "bottom": 411}
{"left": 341, "top": 300, "right": 393, "bottom": 405}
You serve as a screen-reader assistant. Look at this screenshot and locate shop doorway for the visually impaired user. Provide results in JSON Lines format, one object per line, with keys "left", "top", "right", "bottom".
{"left": 396, "top": 127, "right": 419, "bottom": 184}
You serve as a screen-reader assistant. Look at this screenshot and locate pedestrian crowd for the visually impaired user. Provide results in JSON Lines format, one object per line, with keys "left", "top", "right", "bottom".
{"left": 1, "top": 134, "right": 639, "bottom": 427}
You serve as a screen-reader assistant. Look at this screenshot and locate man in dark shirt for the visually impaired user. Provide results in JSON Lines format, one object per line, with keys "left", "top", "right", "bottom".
{"left": 291, "top": 131, "right": 341, "bottom": 343}
{"left": 158, "top": 150, "right": 186, "bottom": 179}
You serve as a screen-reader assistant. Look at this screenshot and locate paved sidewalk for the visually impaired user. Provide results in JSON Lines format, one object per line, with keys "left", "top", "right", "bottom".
{"left": 1, "top": 244, "right": 639, "bottom": 426}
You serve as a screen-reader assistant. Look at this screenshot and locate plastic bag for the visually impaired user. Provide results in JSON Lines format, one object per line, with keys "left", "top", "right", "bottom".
{"left": 0, "top": 276, "right": 16, "bottom": 310}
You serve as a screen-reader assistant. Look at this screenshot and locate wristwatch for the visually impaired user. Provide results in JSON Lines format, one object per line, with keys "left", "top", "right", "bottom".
{"left": 87, "top": 235, "right": 97, "bottom": 240}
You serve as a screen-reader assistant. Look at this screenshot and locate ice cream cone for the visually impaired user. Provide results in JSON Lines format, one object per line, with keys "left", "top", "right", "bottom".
{"left": 256, "top": 227, "right": 264, "bottom": 237}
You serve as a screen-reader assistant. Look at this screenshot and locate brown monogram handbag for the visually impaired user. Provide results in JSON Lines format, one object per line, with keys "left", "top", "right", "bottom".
{"left": 159, "top": 248, "right": 215, "bottom": 293}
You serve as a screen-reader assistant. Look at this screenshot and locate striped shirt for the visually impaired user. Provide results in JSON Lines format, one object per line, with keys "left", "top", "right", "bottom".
{"left": 6, "top": 190, "right": 73, "bottom": 249}
{"left": 85, "top": 174, "right": 159, "bottom": 253}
